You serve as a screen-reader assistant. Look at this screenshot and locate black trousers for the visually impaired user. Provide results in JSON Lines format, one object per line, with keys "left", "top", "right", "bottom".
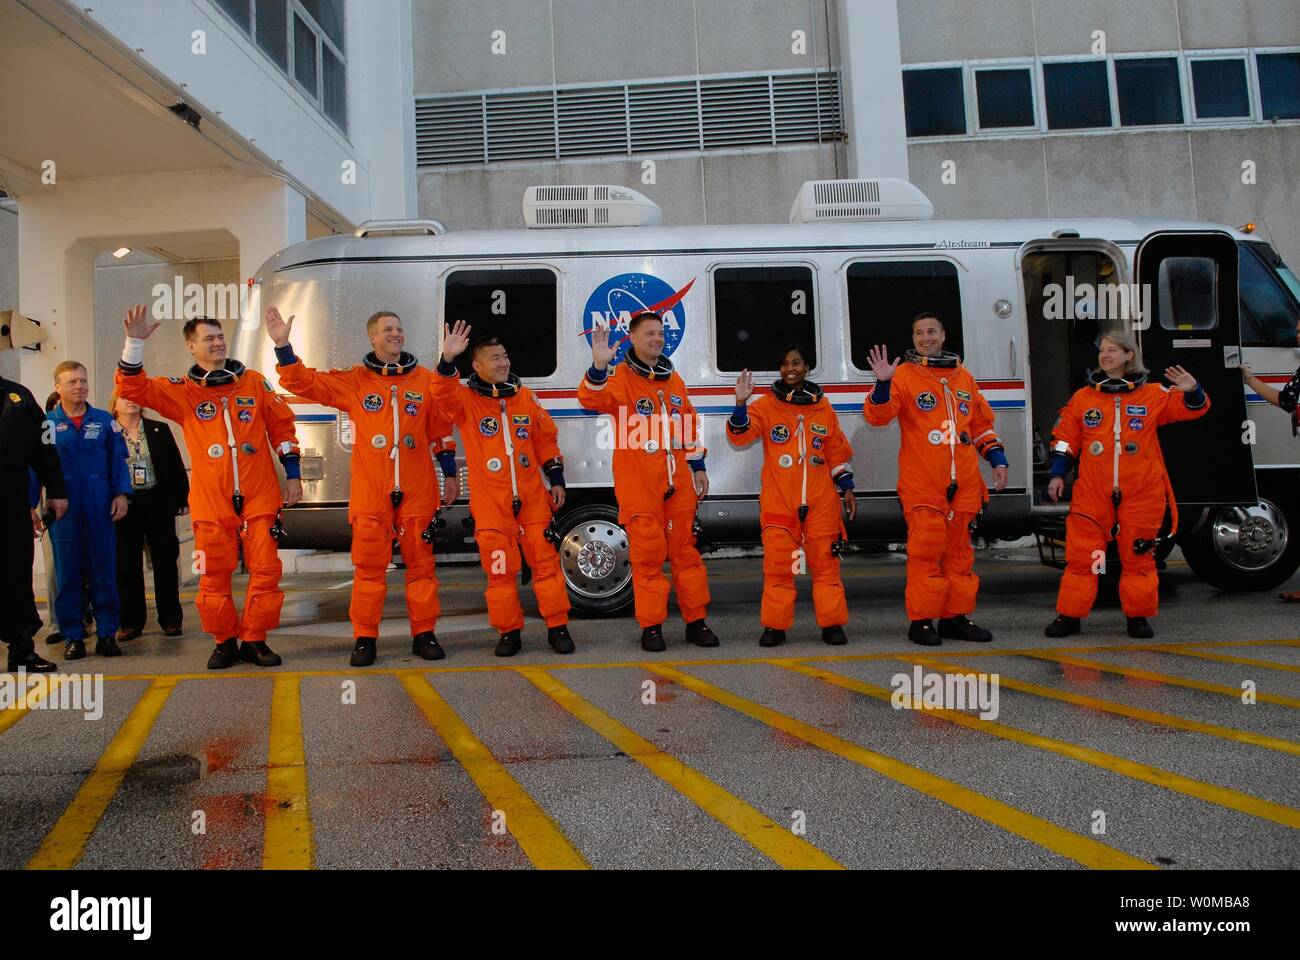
{"left": 115, "top": 494, "right": 183, "bottom": 631}
{"left": 0, "top": 478, "right": 41, "bottom": 643}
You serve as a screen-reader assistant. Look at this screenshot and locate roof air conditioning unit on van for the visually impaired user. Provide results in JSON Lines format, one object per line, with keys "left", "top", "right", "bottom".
{"left": 789, "top": 178, "right": 934, "bottom": 223}
{"left": 523, "top": 185, "right": 662, "bottom": 229}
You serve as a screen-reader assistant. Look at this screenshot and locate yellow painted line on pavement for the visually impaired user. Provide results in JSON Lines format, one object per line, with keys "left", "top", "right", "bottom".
{"left": 780, "top": 661, "right": 1300, "bottom": 831}
{"left": 651, "top": 664, "right": 1150, "bottom": 870}
{"left": 907, "top": 655, "right": 1300, "bottom": 757}
{"left": 401, "top": 674, "right": 587, "bottom": 869}
{"left": 263, "top": 674, "right": 313, "bottom": 869}
{"left": 1152, "top": 645, "right": 1300, "bottom": 675}
{"left": 27, "top": 677, "right": 177, "bottom": 870}
{"left": 1022, "top": 651, "right": 1300, "bottom": 709}
{"left": 0, "top": 675, "right": 68, "bottom": 735}
{"left": 517, "top": 667, "right": 841, "bottom": 870}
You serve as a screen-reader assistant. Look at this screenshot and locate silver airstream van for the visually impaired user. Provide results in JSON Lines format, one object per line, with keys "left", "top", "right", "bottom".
{"left": 233, "top": 179, "right": 1300, "bottom": 616}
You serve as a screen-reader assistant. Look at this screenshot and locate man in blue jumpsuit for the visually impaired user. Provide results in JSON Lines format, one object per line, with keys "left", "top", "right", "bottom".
{"left": 42, "top": 361, "right": 131, "bottom": 660}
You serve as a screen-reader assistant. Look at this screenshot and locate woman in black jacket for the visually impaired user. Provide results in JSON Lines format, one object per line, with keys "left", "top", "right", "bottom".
{"left": 111, "top": 392, "right": 189, "bottom": 639}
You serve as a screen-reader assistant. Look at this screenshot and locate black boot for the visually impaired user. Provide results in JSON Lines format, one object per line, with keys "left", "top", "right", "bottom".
{"left": 1126, "top": 617, "right": 1155, "bottom": 639}
{"left": 495, "top": 630, "right": 522, "bottom": 657}
{"left": 908, "top": 620, "right": 941, "bottom": 646}
{"left": 45, "top": 630, "right": 64, "bottom": 646}
{"left": 684, "top": 619, "right": 719, "bottom": 648}
{"left": 641, "top": 625, "right": 666, "bottom": 652}
{"left": 6, "top": 637, "right": 56, "bottom": 673}
{"left": 547, "top": 625, "right": 575, "bottom": 654}
{"left": 758, "top": 628, "right": 786, "bottom": 648}
{"left": 239, "top": 640, "right": 282, "bottom": 667}
{"left": 350, "top": 637, "right": 377, "bottom": 667}
{"left": 116, "top": 627, "right": 143, "bottom": 642}
{"left": 207, "top": 638, "right": 240, "bottom": 670}
{"left": 412, "top": 632, "right": 445, "bottom": 661}
{"left": 95, "top": 635, "right": 122, "bottom": 657}
{"left": 821, "top": 625, "right": 848, "bottom": 646}
{"left": 1044, "top": 615, "right": 1081, "bottom": 638}
{"left": 937, "top": 615, "right": 993, "bottom": 643}
{"left": 64, "top": 638, "right": 86, "bottom": 661}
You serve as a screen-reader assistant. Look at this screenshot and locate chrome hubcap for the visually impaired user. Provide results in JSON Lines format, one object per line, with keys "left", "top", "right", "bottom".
{"left": 560, "top": 520, "right": 631, "bottom": 599}
{"left": 1210, "top": 499, "right": 1289, "bottom": 572}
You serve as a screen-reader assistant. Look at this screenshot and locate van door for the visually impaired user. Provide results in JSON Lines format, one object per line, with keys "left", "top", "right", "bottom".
{"left": 1133, "top": 230, "right": 1256, "bottom": 506}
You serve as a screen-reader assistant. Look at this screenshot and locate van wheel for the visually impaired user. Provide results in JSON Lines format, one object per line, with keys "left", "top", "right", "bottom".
{"left": 554, "top": 504, "right": 634, "bottom": 617}
{"left": 1178, "top": 480, "right": 1300, "bottom": 592}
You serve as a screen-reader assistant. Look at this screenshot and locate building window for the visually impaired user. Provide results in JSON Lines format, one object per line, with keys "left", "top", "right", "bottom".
{"left": 902, "top": 67, "right": 966, "bottom": 137}
{"left": 1257, "top": 52, "right": 1300, "bottom": 120}
{"left": 208, "top": 0, "right": 346, "bottom": 133}
{"left": 1116, "top": 57, "right": 1184, "bottom": 126}
{"left": 712, "top": 266, "right": 817, "bottom": 373}
{"left": 1190, "top": 58, "right": 1251, "bottom": 119}
{"left": 442, "top": 269, "right": 558, "bottom": 379}
{"left": 974, "top": 67, "right": 1035, "bottom": 129}
{"left": 1043, "top": 60, "right": 1112, "bottom": 130}
{"left": 847, "top": 261, "right": 963, "bottom": 371}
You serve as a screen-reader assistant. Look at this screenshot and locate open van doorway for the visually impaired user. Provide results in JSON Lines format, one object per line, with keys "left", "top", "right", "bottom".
{"left": 1021, "top": 244, "right": 1127, "bottom": 507}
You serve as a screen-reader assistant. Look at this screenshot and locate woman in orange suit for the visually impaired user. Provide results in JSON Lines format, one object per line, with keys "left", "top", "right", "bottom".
{"left": 728, "top": 345, "right": 857, "bottom": 647}
{"left": 1045, "top": 331, "right": 1208, "bottom": 639}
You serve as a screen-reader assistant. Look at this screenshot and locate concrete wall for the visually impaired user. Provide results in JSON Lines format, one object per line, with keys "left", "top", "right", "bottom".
{"left": 897, "top": 0, "right": 1300, "bottom": 264}
{"left": 412, "top": 0, "right": 842, "bottom": 228}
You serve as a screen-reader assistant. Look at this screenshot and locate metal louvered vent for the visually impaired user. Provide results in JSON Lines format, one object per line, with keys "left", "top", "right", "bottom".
{"left": 814, "top": 179, "right": 880, "bottom": 205}
{"left": 813, "top": 206, "right": 880, "bottom": 218}
{"left": 416, "top": 69, "right": 842, "bottom": 168}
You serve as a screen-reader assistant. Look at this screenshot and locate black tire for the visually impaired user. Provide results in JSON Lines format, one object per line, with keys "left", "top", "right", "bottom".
{"left": 552, "top": 503, "right": 634, "bottom": 617}
{"left": 1178, "top": 475, "right": 1300, "bottom": 592}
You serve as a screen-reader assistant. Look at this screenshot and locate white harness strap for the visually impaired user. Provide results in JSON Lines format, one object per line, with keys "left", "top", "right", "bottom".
{"left": 389, "top": 384, "right": 401, "bottom": 493}
{"left": 220, "top": 397, "right": 241, "bottom": 498}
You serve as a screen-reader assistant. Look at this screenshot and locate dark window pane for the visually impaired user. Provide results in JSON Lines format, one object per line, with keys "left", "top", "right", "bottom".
{"left": 902, "top": 68, "right": 965, "bottom": 137}
{"left": 1258, "top": 52, "right": 1300, "bottom": 120}
{"left": 847, "top": 261, "right": 963, "bottom": 369}
{"left": 1239, "top": 244, "right": 1300, "bottom": 347}
{"left": 1043, "top": 60, "right": 1111, "bottom": 129}
{"left": 443, "top": 270, "right": 557, "bottom": 378}
{"left": 975, "top": 68, "right": 1035, "bottom": 128}
{"left": 293, "top": 13, "right": 318, "bottom": 96}
{"left": 213, "top": 0, "right": 250, "bottom": 32}
{"left": 1191, "top": 59, "right": 1250, "bottom": 118}
{"left": 301, "top": 0, "right": 344, "bottom": 52}
{"left": 1116, "top": 58, "right": 1183, "bottom": 125}
{"left": 323, "top": 44, "right": 346, "bottom": 129}
{"left": 713, "top": 267, "right": 817, "bottom": 372}
{"left": 1156, "top": 257, "right": 1218, "bottom": 331}
{"left": 254, "top": 0, "right": 287, "bottom": 71}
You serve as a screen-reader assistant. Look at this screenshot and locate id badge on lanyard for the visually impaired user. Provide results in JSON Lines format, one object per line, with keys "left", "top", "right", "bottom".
{"left": 132, "top": 463, "right": 149, "bottom": 487}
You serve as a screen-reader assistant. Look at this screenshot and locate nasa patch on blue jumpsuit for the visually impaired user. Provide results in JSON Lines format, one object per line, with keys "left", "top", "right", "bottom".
{"left": 635, "top": 397, "right": 654, "bottom": 416}
{"left": 1083, "top": 407, "right": 1103, "bottom": 428}
{"left": 83, "top": 422, "right": 102, "bottom": 440}
{"left": 916, "top": 391, "right": 938, "bottom": 412}
{"left": 404, "top": 402, "right": 419, "bottom": 417}
{"left": 362, "top": 393, "right": 383, "bottom": 412}
{"left": 479, "top": 417, "right": 499, "bottom": 437}
{"left": 55, "top": 422, "right": 69, "bottom": 433}
{"left": 1126, "top": 405, "right": 1147, "bottom": 416}
{"left": 769, "top": 424, "right": 790, "bottom": 443}
{"left": 1128, "top": 418, "right": 1144, "bottom": 431}
{"left": 196, "top": 400, "right": 217, "bottom": 421}
{"left": 238, "top": 409, "right": 253, "bottom": 423}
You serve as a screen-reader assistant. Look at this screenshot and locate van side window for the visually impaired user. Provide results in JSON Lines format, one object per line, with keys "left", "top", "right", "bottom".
{"left": 847, "top": 261, "right": 963, "bottom": 369}
{"left": 713, "top": 266, "right": 817, "bottom": 371}
{"left": 1156, "top": 257, "right": 1218, "bottom": 332}
{"left": 443, "top": 269, "right": 558, "bottom": 377}
{"left": 1240, "top": 244, "right": 1300, "bottom": 347}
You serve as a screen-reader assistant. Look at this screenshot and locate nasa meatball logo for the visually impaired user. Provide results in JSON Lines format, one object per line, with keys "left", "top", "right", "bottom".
{"left": 195, "top": 400, "right": 217, "bottom": 421}
{"left": 635, "top": 397, "right": 655, "bottom": 417}
{"left": 915, "top": 391, "right": 938, "bottom": 412}
{"left": 769, "top": 424, "right": 790, "bottom": 444}
{"left": 238, "top": 409, "right": 253, "bottom": 423}
{"left": 479, "top": 417, "right": 499, "bottom": 437}
{"left": 581, "top": 272, "right": 694, "bottom": 364}
{"left": 1128, "top": 417, "right": 1144, "bottom": 431}
{"left": 958, "top": 401, "right": 970, "bottom": 416}
{"left": 811, "top": 436, "right": 823, "bottom": 450}
{"left": 515, "top": 426, "right": 529, "bottom": 440}
{"left": 362, "top": 394, "right": 384, "bottom": 413}
{"left": 404, "top": 402, "right": 419, "bottom": 417}
{"left": 1083, "top": 407, "right": 1103, "bottom": 428}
